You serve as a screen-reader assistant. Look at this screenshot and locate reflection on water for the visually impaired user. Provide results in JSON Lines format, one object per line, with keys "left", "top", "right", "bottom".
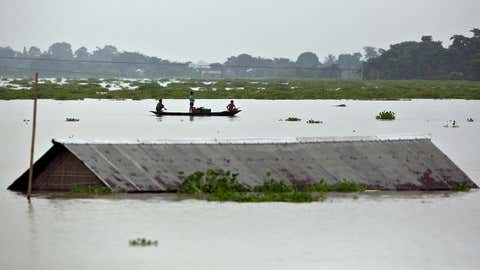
{"left": 0, "top": 99, "right": 479, "bottom": 270}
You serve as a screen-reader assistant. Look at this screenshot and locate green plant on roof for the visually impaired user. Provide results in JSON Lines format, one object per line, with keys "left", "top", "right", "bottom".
{"left": 451, "top": 182, "right": 471, "bottom": 192}
{"left": 66, "top": 117, "right": 80, "bottom": 122}
{"left": 129, "top": 238, "right": 158, "bottom": 247}
{"left": 177, "top": 170, "right": 366, "bottom": 203}
{"left": 376, "top": 110, "right": 396, "bottom": 120}
{"left": 71, "top": 185, "right": 125, "bottom": 194}
{"left": 467, "top": 118, "right": 474, "bottom": 122}
{"left": 285, "top": 117, "right": 302, "bottom": 122}
{"left": 71, "top": 186, "right": 112, "bottom": 194}
{"left": 306, "top": 119, "right": 322, "bottom": 124}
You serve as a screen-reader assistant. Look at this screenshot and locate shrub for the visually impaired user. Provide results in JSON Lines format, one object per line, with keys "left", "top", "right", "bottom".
{"left": 376, "top": 110, "right": 396, "bottom": 120}
{"left": 306, "top": 119, "right": 322, "bottom": 124}
{"left": 451, "top": 182, "right": 471, "bottom": 192}
{"left": 177, "top": 170, "right": 366, "bottom": 202}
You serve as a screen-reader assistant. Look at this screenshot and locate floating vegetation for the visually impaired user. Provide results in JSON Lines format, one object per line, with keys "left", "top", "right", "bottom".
{"left": 285, "top": 117, "right": 302, "bottom": 122}
{"left": 2, "top": 79, "right": 480, "bottom": 100}
{"left": 65, "top": 117, "right": 80, "bottom": 122}
{"left": 451, "top": 182, "right": 471, "bottom": 192}
{"left": 177, "top": 170, "right": 365, "bottom": 202}
{"left": 71, "top": 186, "right": 123, "bottom": 194}
{"left": 376, "top": 110, "right": 396, "bottom": 120}
{"left": 129, "top": 238, "right": 158, "bottom": 247}
{"left": 306, "top": 119, "right": 322, "bottom": 124}
{"left": 467, "top": 118, "right": 474, "bottom": 122}
{"left": 208, "top": 191, "right": 321, "bottom": 203}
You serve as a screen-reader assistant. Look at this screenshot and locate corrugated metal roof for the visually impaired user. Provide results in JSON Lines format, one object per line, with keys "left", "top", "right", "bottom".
{"left": 29, "top": 137, "right": 475, "bottom": 192}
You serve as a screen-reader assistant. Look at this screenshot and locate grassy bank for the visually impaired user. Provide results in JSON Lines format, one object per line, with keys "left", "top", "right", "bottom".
{"left": 1, "top": 79, "right": 480, "bottom": 100}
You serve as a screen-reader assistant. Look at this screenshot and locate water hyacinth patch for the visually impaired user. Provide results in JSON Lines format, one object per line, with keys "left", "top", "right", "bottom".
{"left": 129, "top": 238, "right": 158, "bottom": 247}
{"left": 306, "top": 119, "right": 322, "bottom": 124}
{"left": 451, "top": 182, "right": 471, "bottom": 192}
{"left": 177, "top": 170, "right": 366, "bottom": 202}
{"left": 376, "top": 110, "right": 396, "bottom": 120}
{"left": 284, "top": 117, "right": 302, "bottom": 122}
{"left": 71, "top": 186, "right": 113, "bottom": 194}
{"left": 467, "top": 118, "right": 474, "bottom": 122}
{"left": 66, "top": 117, "right": 80, "bottom": 122}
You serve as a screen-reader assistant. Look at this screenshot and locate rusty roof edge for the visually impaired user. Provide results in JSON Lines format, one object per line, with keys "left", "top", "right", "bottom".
{"left": 52, "top": 135, "right": 432, "bottom": 145}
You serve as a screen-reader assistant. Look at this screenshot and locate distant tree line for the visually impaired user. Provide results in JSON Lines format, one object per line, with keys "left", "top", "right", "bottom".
{"left": 1, "top": 28, "right": 478, "bottom": 80}
{"left": 364, "top": 28, "right": 480, "bottom": 80}
{"left": 0, "top": 43, "right": 196, "bottom": 78}
{"left": 0, "top": 43, "right": 363, "bottom": 79}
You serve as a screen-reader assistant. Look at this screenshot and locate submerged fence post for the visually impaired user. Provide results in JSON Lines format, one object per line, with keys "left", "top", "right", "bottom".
{"left": 27, "top": 72, "right": 38, "bottom": 201}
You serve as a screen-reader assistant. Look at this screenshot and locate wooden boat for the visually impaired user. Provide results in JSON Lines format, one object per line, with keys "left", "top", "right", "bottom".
{"left": 150, "top": 110, "right": 241, "bottom": 117}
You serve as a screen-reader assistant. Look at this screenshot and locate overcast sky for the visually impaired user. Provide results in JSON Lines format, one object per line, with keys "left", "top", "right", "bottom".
{"left": 0, "top": 0, "right": 479, "bottom": 63}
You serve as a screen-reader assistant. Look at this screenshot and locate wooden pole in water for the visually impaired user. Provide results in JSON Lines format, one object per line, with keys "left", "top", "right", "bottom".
{"left": 27, "top": 72, "right": 38, "bottom": 201}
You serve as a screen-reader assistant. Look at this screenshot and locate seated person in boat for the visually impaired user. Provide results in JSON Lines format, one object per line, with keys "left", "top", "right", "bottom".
{"left": 156, "top": 99, "right": 166, "bottom": 112}
{"left": 226, "top": 100, "right": 237, "bottom": 112}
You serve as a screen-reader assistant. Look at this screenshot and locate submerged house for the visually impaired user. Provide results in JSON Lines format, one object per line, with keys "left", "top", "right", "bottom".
{"left": 8, "top": 136, "right": 477, "bottom": 192}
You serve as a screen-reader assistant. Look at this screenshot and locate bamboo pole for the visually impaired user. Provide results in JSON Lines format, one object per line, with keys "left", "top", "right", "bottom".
{"left": 27, "top": 72, "right": 38, "bottom": 201}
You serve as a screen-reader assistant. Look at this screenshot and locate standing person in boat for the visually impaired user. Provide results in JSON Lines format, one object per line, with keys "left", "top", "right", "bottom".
{"left": 156, "top": 98, "right": 166, "bottom": 112}
{"left": 226, "top": 100, "right": 237, "bottom": 112}
{"left": 188, "top": 91, "right": 195, "bottom": 112}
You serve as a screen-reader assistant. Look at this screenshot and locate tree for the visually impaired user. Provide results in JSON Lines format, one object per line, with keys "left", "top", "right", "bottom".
{"left": 421, "top": 36, "right": 433, "bottom": 42}
{"left": 471, "top": 28, "right": 480, "bottom": 38}
{"left": 74, "top": 47, "right": 90, "bottom": 60}
{"left": 0, "top": 46, "right": 16, "bottom": 57}
{"left": 364, "top": 36, "right": 448, "bottom": 79}
{"left": 47, "top": 42, "right": 73, "bottom": 59}
{"left": 337, "top": 53, "right": 362, "bottom": 68}
{"left": 28, "top": 46, "right": 42, "bottom": 57}
{"left": 296, "top": 52, "right": 319, "bottom": 68}
{"left": 92, "top": 45, "right": 118, "bottom": 60}
{"left": 324, "top": 54, "right": 337, "bottom": 66}
{"left": 363, "top": 46, "right": 379, "bottom": 60}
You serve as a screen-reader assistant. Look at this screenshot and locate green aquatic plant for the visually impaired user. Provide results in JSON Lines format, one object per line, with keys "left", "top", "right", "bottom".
{"left": 65, "top": 117, "right": 80, "bottom": 122}
{"left": 2, "top": 79, "right": 480, "bottom": 100}
{"left": 71, "top": 186, "right": 112, "bottom": 194}
{"left": 285, "top": 117, "right": 302, "bottom": 122}
{"left": 306, "top": 119, "right": 322, "bottom": 124}
{"left": 376, "top": 110, "right": 396, "bottom": 120}
{"left": 177, "top": 170, "right": 366, "bottom": 202}
{"left": 467, "top": 118, "right": 474, "bottom": 122}
{"left": 177, "top": 169, "right": 247, "bottom": 195}
{"left": 207, "top": 190, "right": 323, "bottom": 203}
{"left": 129, "top": 238, "right": 158, "bottom": 247}
{"left": 451, "top": 182, "right": 471, "bottom": 192}
{"left": 71, "top": 185, "right": 125, "bottom": 194}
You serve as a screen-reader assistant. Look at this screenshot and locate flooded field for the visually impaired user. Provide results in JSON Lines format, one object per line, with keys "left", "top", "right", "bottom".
{"left": 1, "top": 99, "right": 480, "bottom": 269}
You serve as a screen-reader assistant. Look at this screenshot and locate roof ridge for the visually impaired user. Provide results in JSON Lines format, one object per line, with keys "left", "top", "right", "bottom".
{"left": 53, "top": 135, "right": 431, "bottom": 145}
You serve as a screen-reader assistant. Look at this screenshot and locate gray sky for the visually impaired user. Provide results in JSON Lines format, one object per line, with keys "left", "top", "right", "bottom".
{"left": 0, "top": 0, "right": 479, "bottom": 63}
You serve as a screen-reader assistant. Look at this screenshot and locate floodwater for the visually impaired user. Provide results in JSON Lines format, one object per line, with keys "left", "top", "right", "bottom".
{"left": 0, "top": 99, "right": 479, "bottom": 270}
